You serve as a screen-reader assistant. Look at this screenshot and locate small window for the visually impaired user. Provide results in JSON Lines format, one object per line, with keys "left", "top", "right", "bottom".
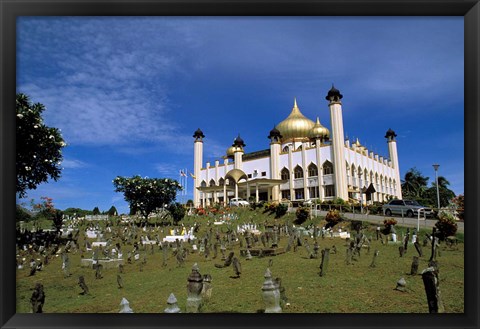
{"left": 281, "top": 190, "right": 291, "bottom": 199}
{"left": 323, "top": 161, "right": 334, "bottom": 175}
{"left": 294, "top": 165, "right": 304, "bottom": 179}
{"left": 247, "top": 174, "right": 252, "bottom": 178}
{"left": 324, "top": 185, "right": 335, "bottom": 197}
{"left": 281, "top": 168, "right": 290, "bottom": 180}
{"left": 261, "top": 171, "right": 266, "bottom": 177}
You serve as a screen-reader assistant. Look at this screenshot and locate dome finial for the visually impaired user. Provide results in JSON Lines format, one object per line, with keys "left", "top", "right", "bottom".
{"left": 294, "top": 97, "right": 298, "bottom": 108}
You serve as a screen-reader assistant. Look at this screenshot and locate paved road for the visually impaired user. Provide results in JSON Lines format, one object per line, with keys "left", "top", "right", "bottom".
{"left": 306, "top": 209, "right": 464, "bottom": 233}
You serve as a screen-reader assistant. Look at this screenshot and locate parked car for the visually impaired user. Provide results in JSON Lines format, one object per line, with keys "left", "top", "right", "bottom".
{"left": 382, "top": 199, "right": 433, "bottom": 218}
{"left": 229, "top": 198, "right": 250, "bottom": 207}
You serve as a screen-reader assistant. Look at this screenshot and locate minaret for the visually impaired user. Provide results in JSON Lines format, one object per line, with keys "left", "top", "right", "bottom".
{"left": 385, "top": 128, "right": 402, "bottom": 199}
{"left": 232, "top": 134, "right": 245, "bottom": 170}
{"left": 268, "top": 126, "right": 282, "bottom": 201}
{"left": 193, "top": 128, "right": 205, "bottom": 207}
{"left": 326, "top": 85, "right": 348, "bottom": 201}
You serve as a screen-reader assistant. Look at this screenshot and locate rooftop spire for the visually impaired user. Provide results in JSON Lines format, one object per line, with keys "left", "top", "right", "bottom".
{"left": 293, "top": 97, "right": 298, "bottom": 109}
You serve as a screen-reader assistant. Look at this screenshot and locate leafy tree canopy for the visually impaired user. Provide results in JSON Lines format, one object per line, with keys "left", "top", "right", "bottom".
{"left": 16, "top": 93, "right": 66, "bottom": 198}
{"left": 92, "top": 207, "right": 101, "bottom": 215}
{"left": 113, "top": 175, "right": 182, "bottom": 220}
{"left": 107, "top": 206, "right": 118, "bottom": 217}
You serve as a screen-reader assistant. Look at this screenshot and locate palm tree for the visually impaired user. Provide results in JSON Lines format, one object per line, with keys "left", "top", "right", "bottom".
{"left": 401, "top": 168, "right": 429, "bottom": 199}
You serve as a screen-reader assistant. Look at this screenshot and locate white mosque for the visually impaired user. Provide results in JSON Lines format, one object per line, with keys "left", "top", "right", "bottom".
{"left": 193, "top": 86, "right": 402, "bottom": 207}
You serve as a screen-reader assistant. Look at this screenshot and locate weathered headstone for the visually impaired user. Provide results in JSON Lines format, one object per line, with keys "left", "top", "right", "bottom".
{"left": 117, "top": 274, "right": 123, "bottom": 289}
{"left": 399, "top": 246, "right": 405, "bottom": 257}
{"left": 201, "top": 274, "right": 213, "bottom": 300}
{"left": 262, "top": 268, "right": 281, "bottom": 313}
{"left": 410, "top": 256, "right": 419, "bottom": 275}
{"left": 319, "top": 248, "right": 330, "bottom": 277}
{"left": 369, "top": 250, "right": 379, "bottom": 268}
{"left": 421, "top": 267, "right": 445, "bottom": 313}
{"left": 414, "top": 239, "right": 423, "bottom": 257}
{"left": 232, "top": 257, "right": 241, "bottom": 278}
{"left": 119, "top": 297, "right": 133, "bottom": 313}
{"left": 245, "top": 249, "right": 252, "bottom": 260}
{"left": 345, "top": 247, "right": 353, "bottom": 265}
{"left": 78, "top": 275, "right": 89, "bottom": 295}
{"left": 186, "top": 263, "right": 203, "bottom": 313}
{"left": 30, "top": 283, "right": 45, "bottom": 313}
{"left": 164, "top": 293, "right": 181, "bottom": 313}
{"left": 275, "top": 277, "right": 287, "bottom": 308}
{"left": 395, "top": 277, "right": 407, "bottom": 292}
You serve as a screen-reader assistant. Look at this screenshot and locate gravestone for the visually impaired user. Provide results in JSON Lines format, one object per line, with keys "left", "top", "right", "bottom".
{"left": 118, "top": 264, "right": 124, "bottom": 274}
{"left": 369, "top": 250, "right": 379, "bottom": 268}
{"left": 395, "top": 277, "right": 407, "bottom": 292}
{"left": 404, "top": 228, "right": 410, "bottom": 252}
{"left": 201, "top": 274, "right": 213, "bottom": 300}
{"left": 117, "top": 274, "right": 123, "bottom": 289}
{"left": 95, "top": 264, "right": 103, "bottom": 279}
{"left": 164, "top": 293, "right": 181, "bottom": 313}
{"left": 331, "top": 245, "right": 337, "bottom": 254}
{"left": 119, "top": 297, "right": 133, "bottom": 313}
{"left": 186, "top": 263, "right": 203, "bottom": 313}
{"left": 30, "top": 283, "right": 45, "bottom": 313}
{"left": 78, "top": 275, "right": 89, "bottom": 295}
{"left": 246, "top": 249, "right": 252, "bottom": 260}
{"left": 414, "top": 239, "right": 423, "bottom": 257}
{"left": 232, "top": 257, "right": 241, "bottom": 278}
{"left": 399, "top": 246, "right": 405, "bottom": 257}
{"left": 312, "top": 241, "right": 319, "bottom": 259}
{"left": 319, "top": 248, "right": 330, "bottom": 277}
{"left": 275, "top": 277, "right": 288, "bottom": 308}
{"left": 421, "top": 266, "right": 445, "bottom": 313}
{"left": 345, "top": 247, "right": 353, "bottom": 265}
{"left": 410, "top": 256, "right": 419, "bottom": 275}
{"left": 262, "top": 268, "right": 281, "bottom": 313}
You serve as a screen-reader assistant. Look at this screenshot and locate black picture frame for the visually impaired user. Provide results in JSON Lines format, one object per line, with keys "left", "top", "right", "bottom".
{"left": 1, "top": 1, "right": 478, "bottom": 328}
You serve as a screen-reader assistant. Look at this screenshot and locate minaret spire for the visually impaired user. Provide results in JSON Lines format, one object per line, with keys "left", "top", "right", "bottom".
{"left": 294, "top": 97, "right": 298, "bottom": 108}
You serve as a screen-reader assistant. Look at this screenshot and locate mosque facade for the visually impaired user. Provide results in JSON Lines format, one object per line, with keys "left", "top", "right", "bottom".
{"left": 192, "top": 86, "right": 402, "bottom": 207}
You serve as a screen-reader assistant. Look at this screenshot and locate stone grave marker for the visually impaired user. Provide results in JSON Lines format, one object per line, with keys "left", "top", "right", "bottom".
{"left": 164, "top": 293, "right": 181, "bottom": 313}
{"left": 30, "top": 283, "right": 45, "bottom": 313}
{"left": 262, "top": 268, "right": 281, "bottom": 313}
{"left": 186, "top": 263, "right": 203, "bottom": 313}
{"left": 414, "top": 239, "right": 423, "bottom": 257}
{"left": 395, "top": 277, "right": 407, "bottom": 292}
{"left": 78, "top": 275, "right": 89, "bottom": 295}
{"left": 410, "top": 256, "right": 419, "bottom": 275}
{"left": 119, "top": 297, "right": 134, "bottom": 313}
{"left": 421, "top": 266, "right": 445, "bottom": 313}
{"left": 117, "top": 274, "right": 123, "bottom": 289}
{"left": 319, "top": 248, "right": 330, "bottom": 277}
{"left": 95, "top": 264, "right": 103, "bottom": 279}
{"left": 399, "top": 246, "right": 405, "bottom": 257}
{"left": 201, "top": 274, "right": 213, "bottom": 300}
{"left": 246, "top": 249, "right": 252, "bottom": 260}
{"left": 274, "top": 277, "right": 287, "bottom": 308}
{"left": 232, "top": 257, "right": 241, "bottom": 278}
{"left": 369, "top": 250, "right": 379, "bottom": 268}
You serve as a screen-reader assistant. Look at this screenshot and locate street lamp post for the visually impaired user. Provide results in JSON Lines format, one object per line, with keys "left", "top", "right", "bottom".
{"left": 433, "top": 164, "right": 440, "bottom": 212}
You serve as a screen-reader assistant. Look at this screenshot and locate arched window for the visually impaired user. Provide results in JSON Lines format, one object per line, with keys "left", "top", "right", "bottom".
{"left": 209, "top": 179, "right": 216, "bottom": 187}
{"left": 282, "top": 145, "right": 289, "bottom": 153}
{"left": 308, "top": 163, "right": 318, "bottom": 177}
{"left": 281, "top": 168, "right": 290, "bottom": 180}
{"left": 323, "top": 161, "right": 334, "bottom": 175}
{"left": 219, "top": 178, "right": 225, "bottom": 186}
{"left": 294, "top": 165, "right": 304, "bottom": 179}
{"left": 200, "top": 180, "right": 207, "bottom": 188}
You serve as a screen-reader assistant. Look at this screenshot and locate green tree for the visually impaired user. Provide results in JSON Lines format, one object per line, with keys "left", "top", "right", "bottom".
{"left": 113, "top": 175, "right": 182, "bottom": 221}
{"left": 92, "top": 207, "right": 101, "bottom": 215}
{"left": 167, "top": 202, "right": 186, "bottom": 224}
{"left": 16, "top": 205, "right": 32, "bottom": 222}
{"left": 107, "top": 206, "right": 118, "bottom": 217}
{"left": 16, "top": 93, "right": 66, "bottom": 198}
{"left": 401, "top": 167, "right": 429, "bottom": 199}
{"left": 426, "top": 176, "right": 456, "bottom": 208}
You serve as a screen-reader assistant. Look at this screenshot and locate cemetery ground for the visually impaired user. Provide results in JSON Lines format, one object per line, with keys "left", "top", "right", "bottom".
{"left": 16, "top": 208, "right": 464, "bottom": 313}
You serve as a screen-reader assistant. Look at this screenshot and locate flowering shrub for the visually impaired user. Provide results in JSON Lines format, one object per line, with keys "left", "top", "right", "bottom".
{"left": 383, "top": 218, "right": 397, "bottom": 227}
{"left": 435, "top": 211, "right": 458, "bottom": 240}
{"left": 324, "top": 209, "right": 342, "bottom": 229}
{"left": 295, "top": 207, "right": 310, "bottom": 224}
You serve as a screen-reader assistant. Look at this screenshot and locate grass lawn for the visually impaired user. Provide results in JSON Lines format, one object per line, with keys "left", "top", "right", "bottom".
{"left": 16, "top": 208, "right": 464, "bottom": 313}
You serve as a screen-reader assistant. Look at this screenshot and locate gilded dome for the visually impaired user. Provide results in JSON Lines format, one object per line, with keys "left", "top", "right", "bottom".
{"left": 226, "top": 145, "right": 236, "bottom": 157}
{"left": 310, "top": 117, "right": 330, "bottom": 140}
{"left": 275, "top": 99, "right": 315, "bottom": 142}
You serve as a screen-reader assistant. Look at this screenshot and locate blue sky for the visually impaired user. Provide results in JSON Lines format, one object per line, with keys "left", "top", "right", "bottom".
{"left": 16, "top": 17, "right": 464, "bottom": 214}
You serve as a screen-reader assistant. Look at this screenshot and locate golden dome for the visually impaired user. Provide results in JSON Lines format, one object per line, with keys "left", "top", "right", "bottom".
{"left": 226, "top": 146, "right": 236, "bottom": 157}
{"left": 276, "top": 99, "right": 315, "bottom": 142}
{"left": 310, "top": 117, "right": 330, "bottom": 140}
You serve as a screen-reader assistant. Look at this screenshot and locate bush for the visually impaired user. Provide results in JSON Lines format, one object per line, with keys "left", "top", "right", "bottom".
{"left": 295, "top": 207, "right": 310, "bottom": 225}
{"left": 383, "top": 218, "right": 397, "bottom": 227}
{"left": 167, "top": 202, "right": 186, "bottom": 224}
{"left": 324, "top": 209, "right": 342, "bottom": 229}
{"left": 435, "top": 211, "right": 458, "bottom": 240}
{"left": 275, "top": 204, "right": 288, "bottom": 218}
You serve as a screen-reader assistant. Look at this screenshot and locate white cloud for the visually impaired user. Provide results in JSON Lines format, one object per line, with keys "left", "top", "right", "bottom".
{"left": 62, "top": 158, "right": 88, "bottom": 169}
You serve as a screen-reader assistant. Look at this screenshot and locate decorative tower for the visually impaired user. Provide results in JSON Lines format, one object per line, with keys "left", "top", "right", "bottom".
{"left": 309, "top": 117, "right": 330, "bottom": 201}
{"left": 232, "top": 134, "right": 245, "bottom": 170}
{"left": 385, "top": 128, "right": 402, "bottom": 199}
{"left": 268, "top": 126, "right": 282, "bottom": 201}
{"left": 326, "top": 85, "right": 348, "bottom": 201}
{"left": 193, "top": 128, "right": 205, "bottom": 207}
